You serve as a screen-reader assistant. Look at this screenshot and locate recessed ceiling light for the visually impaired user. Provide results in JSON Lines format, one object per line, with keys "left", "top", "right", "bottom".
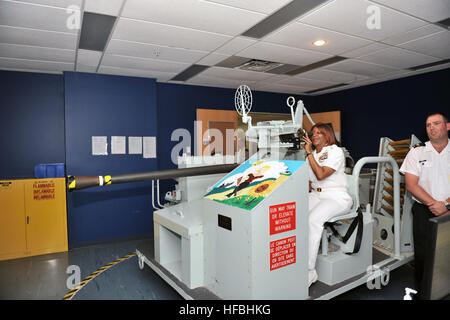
{"left": 313, "top": 39, "right": 327, "bottom": 47}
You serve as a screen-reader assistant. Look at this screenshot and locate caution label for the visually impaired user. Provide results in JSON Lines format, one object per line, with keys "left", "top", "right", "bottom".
{"left": 270, "top": 236, "right": 296, "bottom": 271}
{"left": 269, "top": 202, "right": 296, "bottom": 235}
{"left": 0, "top": 181, "right": 12, "bottom": 189}
{"left": 33, "top": 180, "right": 55, "bottom": 200}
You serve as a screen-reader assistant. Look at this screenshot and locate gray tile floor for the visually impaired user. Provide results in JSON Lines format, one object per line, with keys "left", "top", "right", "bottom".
{"left": 0, "top": 237, "right": 181, "bottom": 300}
{"left": 0, "top": 237, "right": 446, "bottom": 300}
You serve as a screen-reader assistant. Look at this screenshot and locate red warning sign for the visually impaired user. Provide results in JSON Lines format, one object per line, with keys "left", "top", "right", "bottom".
{"left": 270, "top": 236, "right": 296, "bottom": 271}
{"left": 269, "top": 202, "right": 296, "bottom": 235}
{"left": 33, "top": 181, "right": 55, "bottom": 201}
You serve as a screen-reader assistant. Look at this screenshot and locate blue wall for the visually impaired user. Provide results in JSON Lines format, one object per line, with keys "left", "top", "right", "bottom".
{"left": 0, "top": 70, "right": 65, "bottom": 179}
{"left": 64, "top": 72, "right": 158, "bottom": 246}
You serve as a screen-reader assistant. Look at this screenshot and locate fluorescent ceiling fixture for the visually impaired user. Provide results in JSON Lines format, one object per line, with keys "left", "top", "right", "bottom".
{"left": 286, "top": 56, "right": 347, "bottom": 76}
{"left": 170, "top": 64, "right": 209, "bottom": 81}
{"left": 79, "top": 12, "right": 116, "bottom": 51}
{"left": 241, "top": 0, "right": 329, "bottom": 39}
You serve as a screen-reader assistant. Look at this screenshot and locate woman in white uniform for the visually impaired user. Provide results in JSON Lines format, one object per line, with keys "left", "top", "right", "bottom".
{"left": 302, "top": 123, "right": 353, "bottom": 286}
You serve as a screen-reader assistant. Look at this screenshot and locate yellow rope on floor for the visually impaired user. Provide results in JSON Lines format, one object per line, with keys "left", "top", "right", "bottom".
{"left": 62, "top": 252, "right": 136, "bottom": 300}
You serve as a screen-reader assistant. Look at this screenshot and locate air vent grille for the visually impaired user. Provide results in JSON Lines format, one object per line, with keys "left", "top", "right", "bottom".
{"left": 237, "top": 59, "right": 284, "bottom": 72}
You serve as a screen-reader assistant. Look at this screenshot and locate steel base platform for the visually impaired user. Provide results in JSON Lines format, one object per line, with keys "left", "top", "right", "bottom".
{"left": 135, "top": 239, "right": 413, "bottom": 300}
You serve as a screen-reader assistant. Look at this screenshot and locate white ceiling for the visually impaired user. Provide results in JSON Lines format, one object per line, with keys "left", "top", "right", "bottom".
{"left": 0, "top": 0, "right": 449, "bottom": 95}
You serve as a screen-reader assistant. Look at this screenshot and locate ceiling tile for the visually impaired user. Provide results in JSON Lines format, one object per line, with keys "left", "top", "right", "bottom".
{"left": 105, "top": 39, "right": 207, "bottom": 64}
{"left": 0, "top": 57, "right": 74, "bottom": 73}
{"left": 372, "top": 69, "right": 412, "bottom": 79}
{"left": 326, "top": 59, "right": 400, "bottom": 76}
{"left": 101, "top": 54, "right": 190, "bottom": 73}
{"left": 0, "top": 25, "right": 77, "bottom": 50}
{"left": 255, "top": 82, "right": 312, "bottom": 94}
{"left": 399, "top": 31, "right": 450, "bottom": 59}
{"left": 340, "top": 42, "right": 390, "bottom": 58}
{"left": 238, "top": 42, "right": 333, "bottom": 66}
{"left": 264, "top": 22, "right": 372, "bottom": 55}
{"left": 0, "top": 43, "right": 75, "bottom": 63}
{"left": 277, "top": 76, "right": 337, "bottom": 89}
{"left": 215, "top": 37, "right": 257, "bottom": 55}
{"left": 16, "top": 0, "right": 82, "bottom": 8}
{"left": 77, "top": 49, "right": 102, "bottom": 67}
{"left": 99, "top": 65, "right": 177, "bottom": 81}
{"left": 197, "top": 53, "right": 231, "bottom": 66}
{"left": 112, "top": 18, "right": 232, "bottom": 52}
{"left": 84, "top": 0, "right": 124, "bottom": 16}
{"left": 76, "top": 64, "right": 97, "bottom": 73}
{"left": 299, "top": 68, "right": 369, "bottom": 83}
{"left": 201, "top": 0, "right": 292, "bottom": 15}
{"left": 253, "top": 74, "right": 291, "bottom": 85}
{"left": 357, "top": 46, "right": 440, "bottom": 69}
{"left": 381, "top": 24, "right": 445, "bottom": 45}
{"left": 300, "top": 0, "right": 427, "bottom": 41}
{"left": 201, "top": 66, "right": 273, "bottom": 82}
{"left": 121, "top": 0, "right": 266, "bottom": 36}
{"left": 0, "top": 0, "right": 79, "bottom": 34}
{"left": 371, "top": 0, "right": 450, "bottom": 23}
{"left": 187, "top": 74, "right": 257, "bottom": 89}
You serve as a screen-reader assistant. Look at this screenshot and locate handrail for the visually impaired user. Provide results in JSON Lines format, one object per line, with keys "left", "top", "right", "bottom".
{"left": 352, "top": 156, "right": 401, "bottom": 259}
{"left": 156, "top": 179, "right": 164, "bottom": 208}
{"left": 151, "top": 180, "right": 159, "bottom": 210}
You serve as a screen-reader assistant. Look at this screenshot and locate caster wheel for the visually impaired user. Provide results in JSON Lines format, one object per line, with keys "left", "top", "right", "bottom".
{"left": 138, "top": 255, "right": 145, "bottom": 270}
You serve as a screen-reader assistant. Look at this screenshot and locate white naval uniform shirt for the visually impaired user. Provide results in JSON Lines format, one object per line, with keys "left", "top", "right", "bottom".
{"left": 399, "top": 139, "right": 450, "bottom": 203}
{"left": 308, "top": 144, "right": 348, "bottom": 192}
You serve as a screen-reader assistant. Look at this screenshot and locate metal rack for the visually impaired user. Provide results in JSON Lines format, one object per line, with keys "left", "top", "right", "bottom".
{"left": 372, "top": 135, "right": 421, "bottom": 254}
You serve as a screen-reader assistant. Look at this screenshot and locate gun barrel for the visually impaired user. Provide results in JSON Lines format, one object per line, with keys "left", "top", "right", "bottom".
{"left": 67, "top": 163, "right": 239, "bottom": 191}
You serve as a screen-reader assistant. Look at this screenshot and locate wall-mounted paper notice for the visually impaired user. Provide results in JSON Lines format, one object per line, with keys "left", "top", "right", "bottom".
{"left": 92, "top": 136, "right": 108, "bottom": 155}
{"left": 143, "top": 136, "right": 156, "bottom": 158}
{"left": 111, "top": 136, "right": 126, "bottom": 154}
{"left": 128, "top": 136, "right": 142, "bottom": 154}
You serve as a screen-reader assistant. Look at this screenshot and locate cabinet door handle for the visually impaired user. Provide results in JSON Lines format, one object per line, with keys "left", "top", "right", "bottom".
{"left": 27, "top": 216, "right": 29, "bottom": 224}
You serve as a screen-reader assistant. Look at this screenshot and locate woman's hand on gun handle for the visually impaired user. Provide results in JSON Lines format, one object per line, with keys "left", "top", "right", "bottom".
{"left": 302, "top": 135, "right": 313, "bottom": 154}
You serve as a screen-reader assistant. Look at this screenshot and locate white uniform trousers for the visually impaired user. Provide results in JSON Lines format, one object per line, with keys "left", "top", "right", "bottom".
{"left": 308, "top": 190, "right": 353, "bottom": 271}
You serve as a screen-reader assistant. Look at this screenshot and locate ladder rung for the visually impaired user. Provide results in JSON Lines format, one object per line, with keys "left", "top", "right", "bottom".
{"left": 383, "top": 186, "right": 405, "bottom": 195}
{"left": 384, "top": 178, "right": 405, "bottom": 187}
{"left": 381, "top": 205, "right": 394, "bottom": 215}
{"left": 390, "top": 154, "right": 407, "bottom": 160}
{"left": 385, "top": 169, "right": 405, "bottom": 177}
{"left": 383, "top": 195, "right": 404, "bottom": 205}
{"left": 389, "top": 139, "right": 411, "bottom": 146}
{"left": 388, "top": 148, "right": 409, "bottom": 155}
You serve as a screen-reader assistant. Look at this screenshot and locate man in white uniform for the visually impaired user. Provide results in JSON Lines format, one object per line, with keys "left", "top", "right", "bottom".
{"left": 399, "top": 112, "right": 450, "bottom": 298}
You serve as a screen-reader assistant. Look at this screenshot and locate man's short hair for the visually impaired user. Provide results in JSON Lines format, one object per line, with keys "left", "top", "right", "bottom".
{"left": 426, "top": 112, "right": 448, "bottom": 123}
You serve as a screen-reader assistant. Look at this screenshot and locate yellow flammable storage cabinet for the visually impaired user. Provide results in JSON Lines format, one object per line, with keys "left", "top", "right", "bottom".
{"left": 0, "top": 178, "right": 68, "bottom": 261}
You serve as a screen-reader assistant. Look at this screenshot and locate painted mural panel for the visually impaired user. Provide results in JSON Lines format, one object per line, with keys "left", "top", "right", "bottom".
{"left": 205, "top": 159, "right": 304, "bottom": 211}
